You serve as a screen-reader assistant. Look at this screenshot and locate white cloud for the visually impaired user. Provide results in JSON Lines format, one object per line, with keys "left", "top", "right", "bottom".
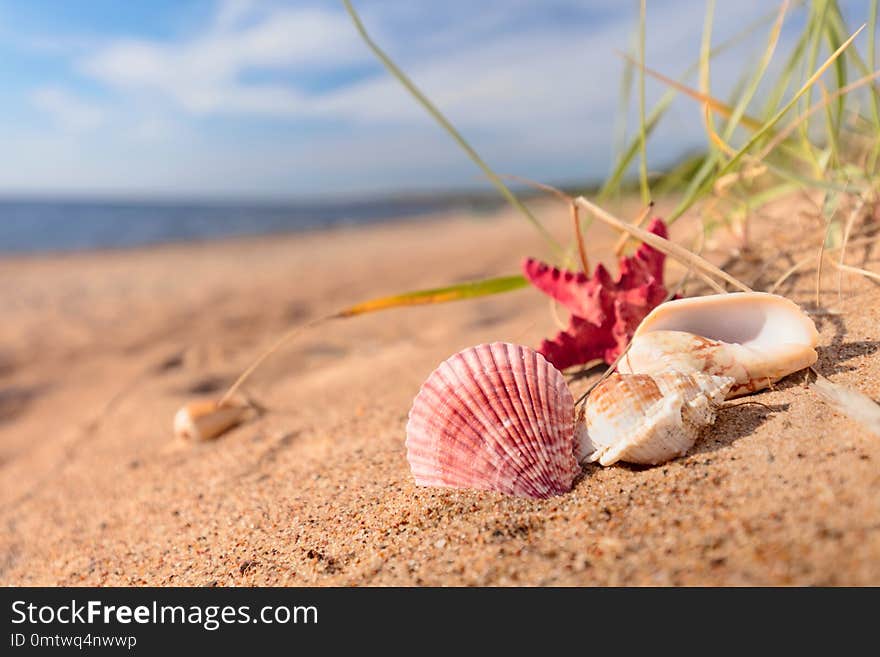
{"left": 212, "top": 0, "right": 257, "bottom": 32}
{"left": 129, "top": 115, "right": 180, "bottom": 142}
{"left": 29, "top": 86, "right": 105, "bottom": 132}
{"left": 4, "top": 0, "right": 857, "bottom": 197}
{"left": 72, "top": 0, "right": 784, "bottom": 130}
{"left": 78, "top": 3, "right": 365, "bottom": 116}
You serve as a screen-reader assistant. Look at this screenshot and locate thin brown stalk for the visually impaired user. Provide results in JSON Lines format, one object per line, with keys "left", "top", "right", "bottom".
{"left": 704, "top": 103, "right": 738, "bottom": 157}
{"left": 713, "top": 163, "right": 767, "bottom": 194}
{"left": 815, "top": 241, "right": 826, "bottom": 308}
{"left": 497, "top": 173, "right": 572, "bottom": 206}
{"left": 220, "top": 315, "right": 331, "bottom": 405}
{"left": 613, "top": 201, "right": 654, "bottom": 255}
{"left": 835, "top": 262, "right": 880, "bottom": 283}
{"left": 615, "top": 51, "right": 765, "bottom": 131}
{"left": 768, "top": 236, "right": 878, "bottom": 294}
{"left": 768, "top": 252, "right": 816, "bottom": 294}
{"left": 572, "top": 202, "right": 590, "bottom": 273}
{"left": 574, "top": 196, "right": 751, "bottom": 293}
{"left": 581, "top": 230, "right": 705, "bottom": 401}
{"left": 495, "top": 172, "right": 580, "bottom": 270}
{"left": 720, "top": 400, "right": 776, "bottom": 412}
{"left": 574, "top": 235, "right": 704, "bottom": 409}
{"left": 757, "top": 70, "right": 880, "bottom": 162}
{"left": 838, "top": 198, "right": 867, "bottom": 300}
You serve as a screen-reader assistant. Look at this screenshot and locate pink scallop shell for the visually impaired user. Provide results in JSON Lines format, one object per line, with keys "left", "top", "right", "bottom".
{"left": 405, "top": 342, "right": 580, "bottom": 499}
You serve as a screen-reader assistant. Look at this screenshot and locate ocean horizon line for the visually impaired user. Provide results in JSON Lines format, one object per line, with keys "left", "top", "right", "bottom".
{"left": 0, "top": 193, "right": 516, "bottom": 256}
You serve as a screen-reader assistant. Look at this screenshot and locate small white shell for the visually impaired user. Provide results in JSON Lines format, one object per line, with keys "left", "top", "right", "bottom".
{"left": 406, "top": 342, "right": 580, "bottom": 499}
{"left": 578, "top": 372, "right": 733, "bottom": 466}
{"left": 619, "top": 292, "right": 819, "bottom": 396}
{"left": 174, "top": 399, "right": 250, "bottom": 441}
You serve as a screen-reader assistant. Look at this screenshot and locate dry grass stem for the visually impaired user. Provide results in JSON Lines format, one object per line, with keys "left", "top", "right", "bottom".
{"left": 572, "top": 202, "right": 590, "bottom": 273}
{"left": 574, "top": 196, "right": 751, "bottom": 293}
{"left": 613, "top": 201, "right": 655, "bottom": 255}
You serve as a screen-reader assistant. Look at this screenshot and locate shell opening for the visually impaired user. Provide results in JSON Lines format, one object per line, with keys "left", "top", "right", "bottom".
{"left": 633, "top": 292, "right": 818, "bottom": 350}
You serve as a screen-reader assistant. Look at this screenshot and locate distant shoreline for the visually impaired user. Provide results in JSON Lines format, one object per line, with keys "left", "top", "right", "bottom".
{"left": 0, "top": 205, "right": 483, "bottom": 261}
{"left": 0, "top": 194, "right": 515, "bottom": 256}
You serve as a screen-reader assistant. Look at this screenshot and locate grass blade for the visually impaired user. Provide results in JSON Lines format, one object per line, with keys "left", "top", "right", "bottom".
{"left": 221, "top": 274, "right": 529, "bottom": 403}
{"left": 760, "top": 18, "right": 811, "bottom": 119}
{"left": 757, "top": 69, "right": 880, "bottom": 161}
{"left": 836, "top": 262, "right": 880, "bottom": 283}
{"left": 867, "top": 0, "right": 880, "bottom": 168}
{"left": 341, "top": 0, "right": 563, "bottom": 257}
{"left": 617, "top": 53, "right": 767, "bottom": 132}
{"left": 730, "top": 21, "right": 865, "bottom": 166}
{"left": 822, "top": 2, "right": 847, "bottom": 137}
{"left": 653, "top": 152, "right": 706, "bottom": 196}
{"left": 611, "top": 40, "right": 636, "bottom": 186}
{"left": 599, "top": 97, "right": 672, "bottom": 201}
{"left": 819, "top": 81, "right": 840, "bottom": 167}
{"left": 799, "top": 1, "right": 830, "bottom": 161}
{"left": 574, "top": 196, "right": 751, "bottom": 292}
{"left": 869, "top": 0, "right": 880, "bottom": 128}
{"left": 762, "top": 160, "right": 859, "bottom": 193}
{"left": 699, "top": 0, "right": 718, "bottom": 155}
{"left": 336, "top": 275, "right": 529, "bottom": 317}
{"left": 826, "top": 1, "right": 878, "bottom": 126}
{"left": 637, "top": 0, "right": 650, "bottom": 205}
{"left": 669, "top": 22, "right": 867, "bottom": 222}
{"left": 720, "top": 1, "right": 789, "bottom": 148}
{"left": 600, "top": 6, "right": 781, "bottom": 201}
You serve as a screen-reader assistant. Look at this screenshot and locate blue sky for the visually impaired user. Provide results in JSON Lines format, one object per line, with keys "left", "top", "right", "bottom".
{"left": 0, "top": 0, "right": 874, "bottom": 199}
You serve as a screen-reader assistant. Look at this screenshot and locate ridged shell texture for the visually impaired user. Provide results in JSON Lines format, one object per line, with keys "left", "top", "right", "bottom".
{"left": 406, "top": 342, "right": 580, "bottom": 499}
{"left": 579, "top": 371, "right": 733, "bottom": 465}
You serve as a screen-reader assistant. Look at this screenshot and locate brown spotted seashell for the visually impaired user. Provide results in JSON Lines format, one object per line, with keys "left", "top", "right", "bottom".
{"left": 577, "top": 371, "right": 734, "bottom": 466}
{"left": 406, "top": 342, "right": 580, "bottom": 499}
{"left": 619, "top": 292, "right": 818, "bottom": 397}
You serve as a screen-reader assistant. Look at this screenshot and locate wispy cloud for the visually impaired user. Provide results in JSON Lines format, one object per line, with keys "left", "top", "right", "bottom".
{"left": 30, "top": 86, "right": 105, "bottom": 132}
{"left": 0, "top": 0, "right": 866, "bottom": 197}
{"left": 72, "top": 0, "right": 778, "bottom": 130}
{"left": 78, "top": 2, "right": 364, "bottom": 116}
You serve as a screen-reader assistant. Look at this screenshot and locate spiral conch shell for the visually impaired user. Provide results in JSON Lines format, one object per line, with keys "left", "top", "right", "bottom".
{"left": 578, "top": 372, "right": 734, "bottom": 466}
{"left": 618, "top": 292, "right": 819, "bottom": 397}
{"left": 406, "top": 342, "right": 580, "bottom": 499}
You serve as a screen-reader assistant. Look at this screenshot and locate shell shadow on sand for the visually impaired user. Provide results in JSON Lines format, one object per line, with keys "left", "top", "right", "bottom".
{"left": 815, "top": 340, "right": 880, "bottom": 377}
{"left": 690, "top": 401, "right": 790, "bottom": 457}
{"left": 179, "top": 375, "right": 231, "bottom": 395}
{"left": 811, "top": 309, "right": 879, "bottom": 367}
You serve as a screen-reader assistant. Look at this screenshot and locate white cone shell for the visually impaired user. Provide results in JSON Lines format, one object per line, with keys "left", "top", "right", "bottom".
{"left": 174, "top": 399, "right": 248, "bottom": 441}
{"left": 578, "top": 372, "right": 733, "bottom": 466}
{"left": 619, "top": 292, "right": 819, "bottom": 396}
{"left": 406, "top": 342, "right": 580, "bottom": 499}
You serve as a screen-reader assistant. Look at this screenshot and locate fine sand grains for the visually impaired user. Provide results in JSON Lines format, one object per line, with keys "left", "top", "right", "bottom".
{"left": 0, "top": 197, "right": 878, "bottom": 585}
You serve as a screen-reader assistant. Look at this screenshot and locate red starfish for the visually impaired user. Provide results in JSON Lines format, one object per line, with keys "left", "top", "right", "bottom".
{"left": 522, "top": 217, "right": 670, "bottom": 370}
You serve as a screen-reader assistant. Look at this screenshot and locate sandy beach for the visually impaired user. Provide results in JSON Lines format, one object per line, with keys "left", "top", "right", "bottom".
{"left": 1, "top": 197, "right": 879, "bottom": 586}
